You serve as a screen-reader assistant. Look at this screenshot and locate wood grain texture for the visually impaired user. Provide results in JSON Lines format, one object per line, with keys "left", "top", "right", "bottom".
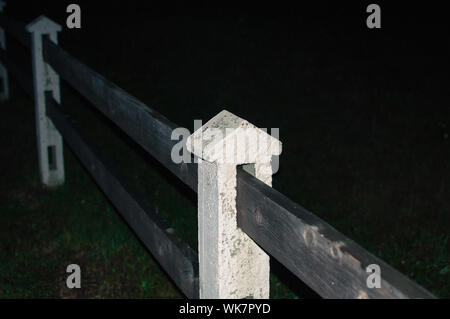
{"left": 46, "top": 94, "right": 199, "bottom": 298}
{"left": 0, "top": 13, "right": 30, "bottom": 49}
{"left": 41, "top": 36, "right": 435, "bottom": 299}
{"left": 43, "top": 37, "right": 198, "bottom": 190}
{"left": 236, "top": 168, "right": 436, "bottom": 299}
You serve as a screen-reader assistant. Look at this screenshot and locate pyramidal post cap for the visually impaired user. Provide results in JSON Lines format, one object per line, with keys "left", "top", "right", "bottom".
{"left": 26, "top": 15, "right": 62, "bottom": 33}
{"left": 187, "top": 109, "right": 282, "bottom": 164}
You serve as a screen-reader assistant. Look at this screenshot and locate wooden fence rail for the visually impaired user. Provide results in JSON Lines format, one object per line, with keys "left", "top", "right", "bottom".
{"left": 236, "top": 170, "right": 436, "bottom": 298}
{"left": 0, "top": 8, "right": 437, "bottom": 299}
{"left": 46, "top": 94, "right": 199, "bottom": 298}
{"left": 43, "top": 36, "right": 198, "bottom": 191}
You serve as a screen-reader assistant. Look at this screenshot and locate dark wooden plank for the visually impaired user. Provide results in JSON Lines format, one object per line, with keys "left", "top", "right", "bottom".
{"left": 41, "top": 33, "right": 435, "bottom": 299}
{"left": 0, "top": 13, "right": 30, "bottom": 49}
{"left": 236, "top": 168, "right": 436, "bottom": 299}
{"left": 42, "top": 37, "right": 198, "bottom": 190}
{"left": 0, "top": 48, "right": 33, "bottom": 97}
{"left": 46, "top": 94, "right": 199, "bottom": 298}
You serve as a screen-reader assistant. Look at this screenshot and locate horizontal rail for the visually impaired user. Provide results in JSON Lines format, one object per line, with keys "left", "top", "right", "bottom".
{"left": 42, "top": 37, "right": 198, "bottom": 190}
{"left": 0, "top": 13, "right": 30, "bottom": 49}
{"left": 41, "top": 32, "right": 436, "bottom": 299}
{"left": 0, "top": 48, "right": 33, "bottom": 97}
{"left": 236, "top": 169, "right": 436, "bottom": 299}
{"left": 46, "top": 94, "right": 199, "bottom": 298}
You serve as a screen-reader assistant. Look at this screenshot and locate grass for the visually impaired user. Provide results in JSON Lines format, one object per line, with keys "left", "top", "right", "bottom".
{"left": 1, "top": 6, "right": 449, "bottom": 298}
{"left": 0, "top": 84, "right": 298, "bottom": 298}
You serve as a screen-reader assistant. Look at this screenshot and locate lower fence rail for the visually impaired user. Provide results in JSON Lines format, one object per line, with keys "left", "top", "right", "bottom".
{"left": 45, "top": 93, "right": 199, "bottom": 298}
{"left": 0, "top": 11, "right": 438, "bottom": 299}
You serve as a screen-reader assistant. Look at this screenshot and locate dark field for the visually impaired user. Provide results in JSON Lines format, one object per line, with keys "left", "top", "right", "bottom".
{"left": 0, "top": 1, "right": 449, "bottom": 298}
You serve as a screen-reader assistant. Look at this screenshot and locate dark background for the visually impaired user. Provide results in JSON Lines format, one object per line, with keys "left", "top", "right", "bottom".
{"left": 1, "top": 0, "right": 449, "bottom": 298}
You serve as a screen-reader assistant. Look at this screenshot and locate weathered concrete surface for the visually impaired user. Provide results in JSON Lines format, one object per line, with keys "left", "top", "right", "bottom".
{"left": 27, "top": 16, "right": 64, "bottom": 186}
{"left": 187, "top": 110, "right": 282, "bottom": 299}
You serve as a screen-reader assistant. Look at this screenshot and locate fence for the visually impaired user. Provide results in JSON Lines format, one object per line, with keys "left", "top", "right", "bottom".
{"left": 0, "top": 4, "right": 437, "bottom": 299}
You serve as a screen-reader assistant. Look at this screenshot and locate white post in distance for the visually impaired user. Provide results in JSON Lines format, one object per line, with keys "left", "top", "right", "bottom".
{"left": 187, "top": 110, "right": 282, "bottom": 299}
{"left": 0, "top": 0, "right": 9, "bottom": 101}
{"left": 26, "top": 16, "right": 64, "bottom": 186}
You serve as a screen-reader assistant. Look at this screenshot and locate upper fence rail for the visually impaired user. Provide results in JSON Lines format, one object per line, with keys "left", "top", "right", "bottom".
{"left": 236, "top": 171, "right": 436, "bottom": 299}
{"left": 41, "top": 35, "right": 435, "bottom": 299}
{"left": 43, "top": 37, "right": 198, "bottom": 191}
{"left": 0, "top": 13, "right": 437, "bottom": 299}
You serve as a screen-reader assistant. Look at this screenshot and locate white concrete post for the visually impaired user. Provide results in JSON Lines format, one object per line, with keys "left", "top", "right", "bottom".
{"left": 26, "top": 16, "right": 64, "bottom": 186}
{"left": 187, "top": 110, "right": 282, "bottom": 299}
{"left": 0, "top": 0, "right": 9, "bottom": 101}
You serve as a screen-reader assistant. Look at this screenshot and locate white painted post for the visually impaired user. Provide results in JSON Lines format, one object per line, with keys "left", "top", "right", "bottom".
{"left": 187, "top": 110, "right": 282, "bottom": 299}
{"left": 26, "top": 16, "right": 64, "bottom": 186}
{"left": 0, "top": 0, "right": 9, "bottom": 101}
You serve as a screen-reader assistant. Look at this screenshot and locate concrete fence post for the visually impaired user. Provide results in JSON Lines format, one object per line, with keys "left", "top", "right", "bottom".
{"left": 0, "top": 0, "right": 9, "bottom": 101}
{"left": 26, "top": 16, "right": 64, "bottom": 186}
{"left": 187, "top": 110, "right": 282, "bottom": 298}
